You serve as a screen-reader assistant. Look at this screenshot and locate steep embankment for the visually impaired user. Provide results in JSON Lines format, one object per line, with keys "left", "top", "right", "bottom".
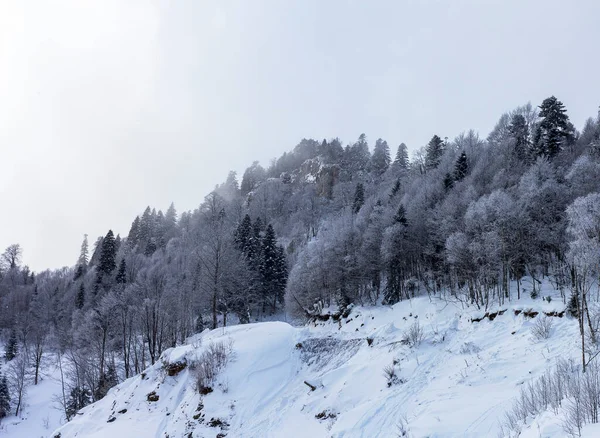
{"left": 51, "top": 294, "right": 582, "bottom": 438}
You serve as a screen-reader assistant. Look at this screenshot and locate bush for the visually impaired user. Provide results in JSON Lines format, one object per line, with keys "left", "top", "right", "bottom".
{"left": 193, "top": 340, "right": 233, "bottom": 394}
{"left": 404, "top": 321, "right": 424, "bottom": 347}
{"left": 459, "top": 342, "right": 481, "bottom": 354}
{"left": 499, "top": 358, "right": 600, "bottom": 437}
{"left": 383, "top": 364, "right": 402, "bottom": 387}
{"left": 531, "top": 316, "right": 553, "bottom": 341}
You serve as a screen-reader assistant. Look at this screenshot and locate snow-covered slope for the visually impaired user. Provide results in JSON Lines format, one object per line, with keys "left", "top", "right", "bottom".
{"left": 48, "top": 294, "right": 588, "bottom": 438}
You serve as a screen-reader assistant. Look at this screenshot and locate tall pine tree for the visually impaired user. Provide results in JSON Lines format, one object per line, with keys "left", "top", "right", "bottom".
{"left": 454, "top": 151, "right": 468, "bottom": 181}
{"left": 353, "top": 183, "right": 365, "bottom": 214}
{"left": 370, "top": 138, "right": 391, "bottom": 176}
{"left": 4, "top": 329, "right": 17, "bottom": 361}
{"left": 425, "top": 135, "right": 445, "bottom": 170}
{"left": 98, "top": 230, "right": 117, "bottom": 276}
{"left": 0, "top": 373, "right": 10, "bottom": 420}
{"left": 533, "top": 96, "right": 575, "bottom": 158}
{"left": 394, "top": 143, "right": 409, "bottom": 170}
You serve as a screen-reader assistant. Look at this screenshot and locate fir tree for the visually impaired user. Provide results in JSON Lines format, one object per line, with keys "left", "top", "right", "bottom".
{"left": 78, "top": 234, "right": 89, "bottom": 267}
{"left": 0, "top": 373, "right": 10, "bottom": 420}
{"left": 389, "top": 179, "right": 401, "bottom": 200}
{"left": 127, "top": 216, "right": 141, "bottom": 248}
{"left": 353, "top": 183, "right": 365, "bottom": 214}
{"left": 234, "top": 214, "right": 253, "bottom": 256}
{"left": 443, "top": 173, "right": 454, "bottom": 190}
{"left": 394, "top": 143, "right": 409, "bottom": 170}
{"left": 260, "top": 224, "right": 279, "bottom": 311}
{"left": 116, "top": 259, "right": 127, "bottom": 284}
{"left": 394, "top": 204, "right": 408, "bottom": 226}
{"left": 65, "top": 386, "right": 91, "bottom": 420}
{"left": 508, "top": 114, "right": 530, "bottom": 161}
{"left": 98, "top": 230, "right": 117, "bottom": 275}
{"left": 425, "top": 135, "right": 445, "bottom": 170}
{"left": 370, "top": 138, "right": 391, "bottom": 176}
{"left": 73, "top": 264, "right": 85, "bottom": 281}
{"left": 4, "top": 329, "right": 17, "bottom": 361}
{"left": 76, "top": 283, "right": 85, "bottom": 309}
{"left": 533, "top": 96, "right": 575, "bottom": 158}
{"left": 454, "top": 151, "right": 468, "bottom": 181}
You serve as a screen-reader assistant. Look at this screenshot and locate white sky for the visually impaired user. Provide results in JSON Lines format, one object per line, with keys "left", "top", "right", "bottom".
{"left": 1, "top": 0, "right": 599, "bottom": 271}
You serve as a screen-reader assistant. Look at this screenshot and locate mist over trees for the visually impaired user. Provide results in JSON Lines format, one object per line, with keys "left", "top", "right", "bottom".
{"left": 1, "top": 96, "right": 600, "bottom": 419}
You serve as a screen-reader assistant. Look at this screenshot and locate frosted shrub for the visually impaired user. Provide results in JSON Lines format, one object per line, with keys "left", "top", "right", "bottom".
{"left": 500, "top": 358, "right": 600, "bottom": 437}
{"left": 531, "top": 316, "right": 553, "bottom": 341}
{"left": 383, "top": 363, "right": 402, "bottom": 387}
{"left": 193, "top": 340, "right": 233, "bottom": 393}
{"left": 459, "top": 342, "right": 481, "bottom": 354}
{"left": 404, "top": 321, "right": 424, "bottom": 347}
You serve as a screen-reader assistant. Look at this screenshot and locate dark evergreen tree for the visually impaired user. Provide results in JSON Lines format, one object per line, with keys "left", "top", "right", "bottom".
{"left": 508, "top": 114, "right": 530, "bottom": 161}
{"left": 260, "top": 224, "right": 280, "bottom": 312}
{"left": 0, "top": 373, "right": 10, "bottom": 420}
{"left": 4, "top": 329, "right": 17, "bottom": 361}
{"left": 370, "top": 138, "right": 391, "bottom": 176}
{"left": 234, "top": 214, "right": 253, "bottom": 256}
{"left": 65, "top": 386, "right": 91, "bottom": 420}
{"left": 98, "top": 230, "right": 117, "bottom": 275}
{"left": 73, "top": 264, "right": 85, "bottom": 281}
{"left": 389, "top": 179, "right": 401, "bottom": 200}
{"left": 394, "top": 143, "right": 409, "bottom": 170}
{"left": 443, "top": 173, "right": 454, "bottom": 190}
{"left": 353, "top": 183, "right": 365, "bottom": 214}
{"left": 116, "top": 259, "right": 127, "bottom": 284}
{"left": 127, "top": 216, "right": 141, "bottom": 248}
{"left": 533, "top": 96, "right": 575, "bottom": 158}
{"left": 76, "top": 283, "right": 85, "bottom": 309}
{"left": 454, "top": 151, "right": 468, "bottom": 181}
{"left": 394, "top": 204, "right": 408, "bottom": 226}
{"left": 137, "top": 207, "right": 153, "bottom": 252}
{"left": 425, "top": 135, "right": 445, "bottom": 170}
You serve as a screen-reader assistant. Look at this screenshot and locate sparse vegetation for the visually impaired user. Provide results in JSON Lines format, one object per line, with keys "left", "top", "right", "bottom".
{"left": 192, "top": 340, "right": 233, "bottom": 394}
{"left": 531, "top": 316, "right": 554, "bottom": 341}
{"left": 404, "top": 321, "right": 424, "bottom": 347}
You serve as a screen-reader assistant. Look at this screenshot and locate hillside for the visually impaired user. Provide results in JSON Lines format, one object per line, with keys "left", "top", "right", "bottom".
{"left": 47, "top": 290, "right": 586, "bottom": 438}
{"left": 1, "top": 97, "right": 600, "bottom": 437}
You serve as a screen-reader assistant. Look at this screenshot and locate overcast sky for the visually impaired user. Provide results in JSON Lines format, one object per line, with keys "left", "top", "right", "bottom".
{"left": 1, "top": 0, "right": 599, "bottom": 271}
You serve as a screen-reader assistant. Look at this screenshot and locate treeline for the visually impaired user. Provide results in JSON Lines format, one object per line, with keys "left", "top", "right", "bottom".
{"left": 1, "top": 96, "right": 600, "bottom": 420}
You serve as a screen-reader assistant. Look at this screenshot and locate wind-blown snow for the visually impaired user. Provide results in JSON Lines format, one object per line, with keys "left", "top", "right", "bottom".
{"left": 38, "top": 290, "right": 594, "bottom": 438}
{"left": 2, "top": 284, "right": 593, "bottom": 437}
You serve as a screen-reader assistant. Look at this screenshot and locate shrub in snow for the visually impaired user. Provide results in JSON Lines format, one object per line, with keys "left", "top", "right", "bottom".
{"left": 459, "top": 342, "right": 481, "bottom": 354}
{"left": 192, "top": 340, "right": 233, "bottom": 394}
{"left": 500, "top": 358, "right": 600, "bottom": 437}
{"left": 404, "top": 321, "right": 424, "bottom": 347}
{"left": 383, "top": 364, "right": 402, "bottom": 387}
{"left": 531, "top": 316, "right": 553, "bottom": 341}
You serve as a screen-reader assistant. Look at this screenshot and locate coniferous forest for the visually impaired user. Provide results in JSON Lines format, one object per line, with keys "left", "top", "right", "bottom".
{"left": 2, "top": 96, "right": 600, "bottom": 420}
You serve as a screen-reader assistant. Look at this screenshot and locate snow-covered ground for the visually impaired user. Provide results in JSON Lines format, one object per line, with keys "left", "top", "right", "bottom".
{"left": 4, "top": 283, "right": 597, "bottom": 437}
{"left": 1, "top": 356, "right": 66, "bottom": 437}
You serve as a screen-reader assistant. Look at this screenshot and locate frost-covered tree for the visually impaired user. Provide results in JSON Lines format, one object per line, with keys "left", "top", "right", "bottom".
{"left": 425, "top": 135, "right": 445, "bottom": 170}
{"left": 394, "top": 143, "right": 409, "bottom": 170}
{"left": 533, "top": 96, "right": 575, "bottom": 158}
{"left": 370, "top": 138, "right": 391, "bottom": 176}
{"left": 98, "top": 230, "right": 117, "bottom": 276}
